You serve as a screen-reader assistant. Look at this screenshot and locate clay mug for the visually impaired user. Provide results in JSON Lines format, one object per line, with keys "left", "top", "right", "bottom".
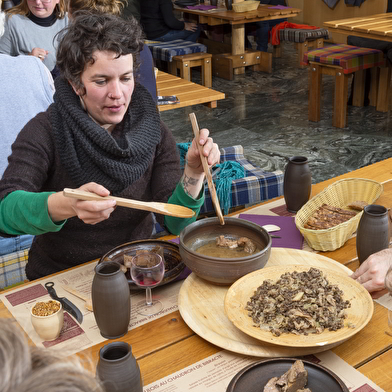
{"left": 96, "top": 341, "right": 143, "bottom": 392}
{"left": 283, "top": 156, "right": 312, "bottom": 213}
{"left": 356, "top": 204, "right": 389, "bottom": 265}
{"left": 92, "top": 261, "right": 130, "bottom": 339}
{"left": 31, "top": 300, "right": 64, "bottom": 341}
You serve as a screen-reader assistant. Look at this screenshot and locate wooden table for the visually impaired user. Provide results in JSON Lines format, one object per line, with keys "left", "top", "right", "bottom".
{"left": 1, "top": 158, "right": 391, "bottom": 391}
{"left": 156, "top": 70, "right": 225, "bottom": 111}
{"left": 324, "top": 13, "right": 392, "bottom": 43}
{"left": 179, "top": 4, "right": 301, "bottom": 79}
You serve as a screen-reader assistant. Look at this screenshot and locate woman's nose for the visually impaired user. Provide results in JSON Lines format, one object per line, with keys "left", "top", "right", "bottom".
{"left": 108, "top": 82, "right": 122, "bottom": 99}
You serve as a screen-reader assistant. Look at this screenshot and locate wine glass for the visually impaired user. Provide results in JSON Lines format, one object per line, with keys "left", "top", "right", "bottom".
{"left": 130, "top": 253, "right": 165, "bottom": 316}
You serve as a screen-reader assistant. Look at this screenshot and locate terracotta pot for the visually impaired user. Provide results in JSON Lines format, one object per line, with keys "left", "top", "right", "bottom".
{"left": 356, "top": 204, "right": 389, "bottom": 265}
{"left": 96, "top": 342, "right": 143, "bottom": 392}
{"left": 92, "top": 261, "right": 130, "bottom": 339}
{"left": 283, "top": 156, "right": 312, "bottom": 213}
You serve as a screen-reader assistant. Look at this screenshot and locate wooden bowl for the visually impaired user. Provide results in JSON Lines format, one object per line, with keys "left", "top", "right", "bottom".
{"left": 179, "top": 217, "right": 271, "bottom": 285}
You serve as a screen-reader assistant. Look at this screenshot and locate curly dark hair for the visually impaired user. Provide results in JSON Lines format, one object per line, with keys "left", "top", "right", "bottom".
{"left": 56, "top": 11, "right": 144, "bottom": 92}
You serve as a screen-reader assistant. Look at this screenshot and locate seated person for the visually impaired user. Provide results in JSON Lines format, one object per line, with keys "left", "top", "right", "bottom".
{"left": 120, "top": 0, "right": 141, "bottom": 21}
{"left": 0, "top": 0, "right": 68, "bottom": 72}
{"left": 140, "top": 0, "right": 201, "bottom": 42}
{"left": 0, "top": 12, "right": 220, "bottom": 280}
{"left": 246, "top": 0, "right": 287, "bottom": 52}
{"left": 0, "top": 318, "right": 104, "bottom": 392}
{"left": 0, "top": 54, "right": 54, "bottom": 256}
{"left": 68, "top": 0, "right": 157, "bottom": 101}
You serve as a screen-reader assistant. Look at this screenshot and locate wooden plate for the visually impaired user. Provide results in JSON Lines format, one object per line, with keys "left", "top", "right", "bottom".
{"left": 224, "top": 265, "right": 373, "bottom": 348}
{"left": 226, "top": 358, "right": 349, "bottom": 392}
{"left": 178, "top": 248, "right": 367, "bottom": 357}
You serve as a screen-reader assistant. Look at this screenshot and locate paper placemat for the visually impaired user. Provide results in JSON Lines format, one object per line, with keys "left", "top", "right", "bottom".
{"left": 0, "top": 262, "right": 182, "bottom": 354}
{"left": 142, "top": 350, "right": 385, "bottom": 392}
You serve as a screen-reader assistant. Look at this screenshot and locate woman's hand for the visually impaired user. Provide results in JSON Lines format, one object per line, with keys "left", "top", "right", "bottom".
{"left": 30, "top": 48, "right": 49, "bottom": 61}
{"left": 48, "top": 182, "right": 116, "bottom": 225}
{"left": 351, "top": 248, "right": 392, "bottom": 294}
{"left": 184, "top": 22, "right": 198, "bottom": 32}
{"left": 182, "top": 128, "right": 220, "bottom": 198}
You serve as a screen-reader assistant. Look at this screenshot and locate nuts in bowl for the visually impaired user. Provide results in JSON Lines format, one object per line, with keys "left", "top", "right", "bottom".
{"left": 31, "top": 300, "right": 64, "bottom": 340}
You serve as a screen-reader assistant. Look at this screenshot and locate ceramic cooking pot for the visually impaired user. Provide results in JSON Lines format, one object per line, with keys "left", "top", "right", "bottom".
{"left": 179, "top": 217, "right": 271, "bottom": 285}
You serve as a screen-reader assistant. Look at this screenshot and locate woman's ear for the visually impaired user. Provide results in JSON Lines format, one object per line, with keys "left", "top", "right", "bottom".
{"left": 70, "top": 82, "right": 81, "bottom": 96}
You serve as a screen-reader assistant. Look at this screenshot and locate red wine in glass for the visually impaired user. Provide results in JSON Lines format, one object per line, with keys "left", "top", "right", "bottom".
{"left": 130, "top": 253, "right": 165, "bottom": 316}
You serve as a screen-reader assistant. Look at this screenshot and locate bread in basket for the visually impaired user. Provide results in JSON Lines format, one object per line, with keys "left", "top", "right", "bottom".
{"left": 232, "top": 1, "right": 260, "bottom": 12}
{"left": 295, "top": 178, "right": 383, "bottom": 251}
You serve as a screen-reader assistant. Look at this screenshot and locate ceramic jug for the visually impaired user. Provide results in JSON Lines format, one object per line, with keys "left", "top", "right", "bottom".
{"left": 356, "top": 204, "right": 389, "bottom": 265}
{"left": 96, "top": 342, "right": 143, "bottom": 392}
{"left": 210, "top": 0, "right": 217, "bottom": 5}
{"left": 225, "top": 0, "right": 232, "bottom": 10}
{"left": 283, "top": 156, "right": 312, "bottom": 213}
{"left": 92, "top": 261, "right": 130, "bottom": 339}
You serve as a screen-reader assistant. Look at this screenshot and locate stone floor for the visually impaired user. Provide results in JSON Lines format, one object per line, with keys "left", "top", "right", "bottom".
{"left": 159, "top": 43, "right": 392, "bottom": 184}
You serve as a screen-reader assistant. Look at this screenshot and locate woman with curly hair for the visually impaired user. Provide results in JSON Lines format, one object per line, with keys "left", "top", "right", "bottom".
{"left": 0, "top": 0, "right": 68, "bottom": 71}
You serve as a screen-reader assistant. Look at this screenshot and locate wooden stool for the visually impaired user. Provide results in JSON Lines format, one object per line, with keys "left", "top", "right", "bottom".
{"left": 274, "top": 28, "right": 330, "bottom": 69}
{"left": 304, "top": 44, "right": 384, "bottom": 128}
{"left": 170, "top": 53, "right": 212, "bottom": 88}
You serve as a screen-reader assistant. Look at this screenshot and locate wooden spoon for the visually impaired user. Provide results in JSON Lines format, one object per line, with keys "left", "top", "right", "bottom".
{"left": 189, "top": 113, "right": 225, "bottom": 226}
{"left": 62, "top": 285, "right": 93, "bottom": 312}
{"left": 63, "top": 188, "right": 195, "bottom": 218}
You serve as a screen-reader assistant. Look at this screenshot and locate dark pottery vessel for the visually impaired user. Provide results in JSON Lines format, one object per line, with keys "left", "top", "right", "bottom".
{"left": 283, "top": 156, "right": 312, "bottom": 213}
{"left": 356, "top": 204, "right": 389, "bottom": 265}
{"left": 96, "top": 342, "right": 143, "bottom": 392}
{"left": 179, "top": 217, "right": 271, "bottom": 285}
{"left": 92, "top": 261, "right": 130, "bottom": 339}
{"left": 210, "top": 0, "right": 217, "bottom": 5}
{"left": 225, "top": 0, "right": 232, "bottom": 10}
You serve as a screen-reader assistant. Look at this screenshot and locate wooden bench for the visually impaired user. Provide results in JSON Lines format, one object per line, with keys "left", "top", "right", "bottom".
{"left": 170, "top": 53, "right": 212, "bottom": 88}
{"left": 304, "top": 44, "right": 384, "bottom": 128}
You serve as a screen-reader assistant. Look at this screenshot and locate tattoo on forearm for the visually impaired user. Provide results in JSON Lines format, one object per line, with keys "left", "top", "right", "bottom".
{"left": 181, "top": 174, "right": 198, "bottom": 196}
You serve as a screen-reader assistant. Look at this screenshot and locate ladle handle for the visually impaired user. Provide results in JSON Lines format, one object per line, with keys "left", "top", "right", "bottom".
{"left": 189, "top": 113, "right": 225, "bottom": 225}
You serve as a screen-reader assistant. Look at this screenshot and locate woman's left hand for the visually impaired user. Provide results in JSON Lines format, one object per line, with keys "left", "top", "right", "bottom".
{"left": 186, "top": 128, "right": 220, "bottom": 175}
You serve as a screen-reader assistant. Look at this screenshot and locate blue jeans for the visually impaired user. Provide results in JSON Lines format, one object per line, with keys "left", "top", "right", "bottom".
{"left": 253, "top": 18, "right": 286, "bottom": 52}
{"left": 156, "top": 25, "right": 202, "bottom": 43}
{"left": 0, "top": 235, "right": 34, "bottom": 256}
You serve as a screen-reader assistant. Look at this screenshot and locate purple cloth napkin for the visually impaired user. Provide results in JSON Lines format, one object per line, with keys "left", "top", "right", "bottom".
{"left": 268, "top": 5, "right": 291, "bottom": 9}
{"left": 186, "top": 5, "right": 217, "bottom": 10}
{"left": 238, "top": 214, "right": 303, "bottom": 250}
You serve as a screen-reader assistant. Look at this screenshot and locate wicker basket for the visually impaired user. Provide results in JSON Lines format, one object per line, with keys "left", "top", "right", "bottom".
{"left": 295, "top": 178, "right": 383, "bottom": 251}
{"left": 232, "top": 1, "right": 260, "bottom": 12}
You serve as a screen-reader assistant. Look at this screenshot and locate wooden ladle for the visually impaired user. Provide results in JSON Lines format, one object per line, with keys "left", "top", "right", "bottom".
{"left": 189, "top": 113, "right": 225, "bottom": 226}
{"left": 63, "top": 188, "right": 195, "bottom": 218}
{"left": 62, "top": 285, "right": 93, "bottom": 312}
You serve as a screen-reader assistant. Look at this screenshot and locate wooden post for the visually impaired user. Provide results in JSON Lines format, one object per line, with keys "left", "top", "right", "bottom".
{"left": 232, "top": 24, "right": 245, "bottom": 75}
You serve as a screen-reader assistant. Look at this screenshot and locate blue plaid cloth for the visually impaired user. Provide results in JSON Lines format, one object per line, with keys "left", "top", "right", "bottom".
{"left": 145, "top": 39, "right": 207, "bottom": 62}
{"left": 279, "top": 28, "right": 330, "bottom": 44}
{"left": 200, "top": 145, "right": 284, "bottom": 214}
{"left": 0, "top": 249, "right": 28, "bottom": 290}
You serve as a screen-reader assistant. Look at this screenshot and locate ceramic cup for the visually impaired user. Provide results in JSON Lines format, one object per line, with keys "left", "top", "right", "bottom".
{"left": 31, "top": 300, "right": 64, "bottom": 341}
{"left": 356, "top": 204, "right": 390, "bottom": 265}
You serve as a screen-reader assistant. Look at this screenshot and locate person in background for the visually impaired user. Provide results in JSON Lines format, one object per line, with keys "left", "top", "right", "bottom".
{"left": 120, "top": 0, "right": 140, "bottom": 21}
{"left": 351, "top": 248, "right": 392, "bottom": 295}
{"left": 246, "top": 0, "right": 286, "bottom": 52}
{"left": 140, "top": 0, "right": 201, "bottom": 42}
{"left": 0, "top": 54, "right": 54, "bottom": 256}
{"left": 0, "top": 0, "right": 68, "bottom": 72}
{"left": 67, "top": 0, "right": 157, "bottom": 101}
{"left": 0, "top": 318, "right": 104, "bottom": 392}
{"left": 0, "top": 12, "right": 220, "bottom": 280}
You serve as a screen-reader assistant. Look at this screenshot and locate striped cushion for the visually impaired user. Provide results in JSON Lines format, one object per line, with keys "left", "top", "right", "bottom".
{"left": 0, "top": 249, "right": 28, "bottom": 290}
{"left": 303, "top": 44, "right": 384, "bottom": 74}
{"left": 145, "top": 39, "right": 207, "bottom": 62}
{"left": 279, "top": 28, "right": 330, "bottom": 43}
{"left": 201, "top": 145, "right": 284, "bottom": 214}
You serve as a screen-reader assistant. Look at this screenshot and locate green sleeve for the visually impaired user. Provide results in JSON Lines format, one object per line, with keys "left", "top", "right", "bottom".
{"left": 164, "top": 183, "right": 205, "bottom": 235}
{"left": 0, "top": 190, "right": 66, "bottom": 235}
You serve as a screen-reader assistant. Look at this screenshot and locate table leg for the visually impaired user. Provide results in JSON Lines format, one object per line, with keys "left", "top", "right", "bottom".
{"left": 333, "top": 70, "right": 349, "bottom": 128}
{"left": 308, "top": 64, "right": 322, "bottom": 123}
{"left": 232, "top": 24, "right": 245, "bottom": 75}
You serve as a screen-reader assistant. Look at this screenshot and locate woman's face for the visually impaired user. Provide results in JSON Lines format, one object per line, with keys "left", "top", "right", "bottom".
{"left": 27, "top": 0, "right": 60, "bottom": 18}
{"left": 73, "top": 50, "right": 135, "bottom": 130}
